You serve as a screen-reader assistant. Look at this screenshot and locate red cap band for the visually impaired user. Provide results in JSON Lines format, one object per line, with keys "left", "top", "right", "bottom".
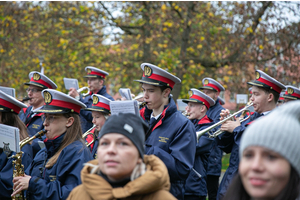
{"left": 47, "top": 99, "right": 82, "bottom": 113}
{"left": 257, "top": 77, "right": 282, "bottom": 93}
{"left": 30, "top": 77, "right": 53, "bottom": 89}
{"left": 143, "top": 73, "right": 175, "bottom": 88}
{"left": 88, "top": 71, "right": 106, "bottom": 78}
{"left": 94, "top": 102, "right": 110, "bottom": 111}
{"left": 285, "top": 90, "right": 300, "bottom": 99}
{"left": 190, "top": 94, "right": 210, "bottom": 109}
{"left": 0, "top": 98, "right": 21, "bottom": 113}
{"left": 204, "top": 83, "right": 221, "bottom": 92}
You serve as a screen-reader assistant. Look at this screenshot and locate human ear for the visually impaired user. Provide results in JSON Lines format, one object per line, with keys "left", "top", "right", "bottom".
{"left": 267, "top": 93, "right": 274, "bottom": 102}
{"left": 66, "top": 117, "right": 74, "bottom": 128}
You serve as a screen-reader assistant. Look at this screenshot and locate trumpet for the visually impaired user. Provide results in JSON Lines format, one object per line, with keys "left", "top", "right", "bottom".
{"left": 196, "top": 102, "right": 253, "bottom": 140}
{"left": 77, "top": 87, "right": 90, "bottom": 97}
{"left": 182, "top": 111, "right": 190, "bottom": 117}
{"left": 82, "top": 125, "right": 96, "bottom": 147}
{"left": 11, "top": 129, "right": 47, "bottom": 200}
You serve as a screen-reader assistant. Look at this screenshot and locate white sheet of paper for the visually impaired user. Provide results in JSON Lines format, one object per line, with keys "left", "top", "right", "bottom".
{"left": 0, "top": 124, "right": 20, "bottom": 153}
{"left": 63, "top": 78, "right": 79, "bottom": 90}
{"left": 110, "top": 100, "right": 139, "bottom": 116}
{"left": 0, "top": 86, "right": 15, "bottom": 98}
{"left": 119, "top": 88, "right": 132, "bottom": 100}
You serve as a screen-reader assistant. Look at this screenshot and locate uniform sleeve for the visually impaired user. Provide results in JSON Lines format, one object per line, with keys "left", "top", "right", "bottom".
{"left": 196, "top": 136, "right": 214, "bottom": 155}
{"left": 27, "top": 147, "right": 93, "bottom": 200}
{"left": 146, "top": 121, "right": 196, "bottom": 181}
{"left": 0, "top": 145, "right": 32, "bottom": 199}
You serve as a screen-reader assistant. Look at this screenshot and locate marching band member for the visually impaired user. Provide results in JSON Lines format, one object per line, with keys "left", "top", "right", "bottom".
{"left": 68, "top": 66, "right": 114, "bottom": 133}
{"left": 67, "top": 113, "right": 176, "bottom": 200}
{"left": 19, "top": 71, "right": 57, "bottom": 156}
{"left": 0, "top": 90, "right": 33, "bottom": 200}
{"left": 223, "top": 101, "right": 300, "bottom": 200}
{"left": 199, "top": 78, "right": 225, "bottom": 200}
{"left": 135, "top": 63, "right": 196, "bottom": 199}
{"left": 277, "top": 90, "right": 285, "bottom": 106}
{"left": 84, "top": 94, "right": 111, "bottom": 158}
{"left": 12, "top": 89, "right": 93, "bottom": 200}
{"left": 282, "top": 85, "right": 300, "bottom": 103}
{"left": 216, "top": 70, "right": 286, "bottom": 199}
{"left": 183, "top": 89, "right": 215, "bottom": 200}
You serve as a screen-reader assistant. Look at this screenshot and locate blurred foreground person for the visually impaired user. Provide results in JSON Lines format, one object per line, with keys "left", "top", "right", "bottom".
{"left": 84, "top": 94, "right": 111, "bottom": 158}
{"left": 0, "top": 90, "right": 33, "bottom": 200}
{"left": 12, "top": 89, "right": 93, "bottom": 200}
{"left": 222, "top": 101, "right": 300, "bottom": 200}
{"left": 67, "top": 113, "right": 176, "bottom": 200}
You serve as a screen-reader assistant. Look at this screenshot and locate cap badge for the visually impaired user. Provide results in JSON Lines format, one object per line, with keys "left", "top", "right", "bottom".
{"left": 287, "top": 88, "right": 294, "bottom": 95}
{"left": 44, "top": 91, "right": 52, "bottom": 104}
{"left": 204, "top": 79, "right": 209, "bottom": 85}
{"left": 144, "top": 65, "right": 153, "bottom": 77}
{"left": 93, "top": 95, "right": 99, "bottom": 105}
{"left": 188, "top": 90, "right": 193, "bottom": 98}
{"left": 87, "top": 69, "right": 92, "bottom": 74}
{"left": 255, "top": 71, "right": 260, "bottom": 80}
{"left": 33, "top": 73, "right": 41, "bottom": 81}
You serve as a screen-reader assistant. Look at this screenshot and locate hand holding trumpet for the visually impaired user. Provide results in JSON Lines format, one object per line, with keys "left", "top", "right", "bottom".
{"left": 219, "top": 110, "right": 241, "bottom": 133}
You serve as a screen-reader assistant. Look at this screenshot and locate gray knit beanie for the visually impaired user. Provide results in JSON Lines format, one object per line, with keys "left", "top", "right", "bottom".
{"left": 99, "top": 113, "right": 148, "bottom": 159}
{"left": 240, "top": 101, "right": 300, "bottom": 176}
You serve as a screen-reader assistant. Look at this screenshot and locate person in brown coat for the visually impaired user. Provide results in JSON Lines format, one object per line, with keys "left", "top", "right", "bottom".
{"left": 67, "top": 113, "right": 176, "bottom": 200}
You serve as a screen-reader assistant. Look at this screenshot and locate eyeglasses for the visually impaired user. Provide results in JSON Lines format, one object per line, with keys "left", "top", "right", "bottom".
{"left": 26, "top": 88, "right": 42, "bottom": 93}
{"left": 41, "top": 115, "right": 59, "bottom": 123}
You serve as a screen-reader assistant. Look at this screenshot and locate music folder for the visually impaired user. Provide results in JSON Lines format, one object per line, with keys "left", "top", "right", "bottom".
{"left": 119, "top": 88, "right": 132, "bottom": 100}
{"left": 109, "top": 100, "right": 140, "bottom": 116}
{"left": 0, "top": 124, "right": 20, "bottom": 154}
{"left": 63, "top": 78, "right": 79, "bottom": 90}
{"left": 0, "top": 86, "right": 16, "bottom": 98}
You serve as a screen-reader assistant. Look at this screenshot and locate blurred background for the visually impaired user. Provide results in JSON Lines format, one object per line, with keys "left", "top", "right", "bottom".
{"left": 0, "top": 1, "right": 299, "bottom": 111}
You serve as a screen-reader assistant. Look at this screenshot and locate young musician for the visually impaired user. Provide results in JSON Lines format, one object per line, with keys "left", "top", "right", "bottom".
{"left": 67, "top": 113, "right": 176, "bottom": 200}
{"left": 68, "top": 66, "right": 114, "bottom": 133}
{"left": 183, "top": 89, "right": 215, "bottom": 200}
{"left": 222, "top": 101, "right": 300, "bottom": 200}
{"left": 199, "top": 78, "right": 225, "bottom": 200}
{"left": 216, "top": 70, "right": 286, "bottom": 199}
{"left": 19, "top": 71, "right": 57, "bottom": 156}
{"left": 12, "top": 89, "right": 93, "bottom": 200}
{"left": 135, "top": 63, "right": 196, "bottom": 199}
{"left": 84, "top": 94, "right": 111, "bottom": 158}
{"left": 0, "top": 90, "right": 33, "bottom": 200}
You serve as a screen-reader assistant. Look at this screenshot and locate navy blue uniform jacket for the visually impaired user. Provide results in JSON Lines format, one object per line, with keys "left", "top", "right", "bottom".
{"left": 140, "top": 97, "right": 196, "bottom": 200}
{"left": 0, "top": 144, "right": 32, "bottom": 200}
{"left": 79, "top": 86, "right": 114, "bottom": 133}
{"left": 216, "top": 112, "right": 262, "bottom": 200}
{"left": 206, "top": 98, "right": 224, "bottom": 176}
{"left": 19, "top": 106, "right": 45, "bottom": 157}
{"left": 25, "top": 133, "right": 93, "bottom": 200}
{"left": 185, "top": 116, "right": 214, "bottom": 197}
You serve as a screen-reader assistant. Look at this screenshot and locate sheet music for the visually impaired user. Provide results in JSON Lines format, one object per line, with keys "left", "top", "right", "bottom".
{"left": 0, "top": 86, "right": 16, "bottom": 97}
{"left": 110, "top": 100, "right": 139, "bottom": 116}
{"left": 0, "top": 124, "right": 20, "bottom": 153}
{"left": 63, "top": 78, "right": 79, "bottom": 90}
{"left": 119, "top": 88, "right": 132, "bottom": 100}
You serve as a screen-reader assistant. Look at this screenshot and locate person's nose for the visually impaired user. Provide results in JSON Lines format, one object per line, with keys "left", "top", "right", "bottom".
{"left": 250, "top": 155, "right": 264, "bottom": 171}
{"left": 106, "top": 142, "right": 117, "bottom": 154}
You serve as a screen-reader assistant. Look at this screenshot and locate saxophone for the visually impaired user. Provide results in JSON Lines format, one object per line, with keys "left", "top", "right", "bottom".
{"left": 11, "top": 129, "right": 47, "bottom": 200}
